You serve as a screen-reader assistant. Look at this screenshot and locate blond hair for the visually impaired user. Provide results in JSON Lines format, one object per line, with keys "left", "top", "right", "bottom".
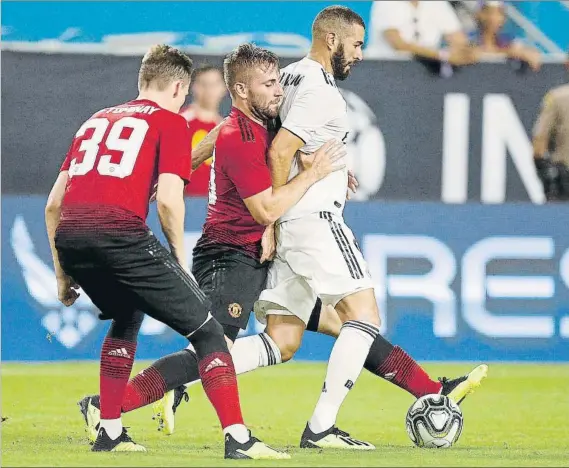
{"left": 138, "top": 44, "right": 194, "bottom": 91}
{"left": 223, "top": 43, "right": 279, "bottom": 96}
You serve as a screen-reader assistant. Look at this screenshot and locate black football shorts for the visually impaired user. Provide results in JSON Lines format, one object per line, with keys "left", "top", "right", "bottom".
{"left": 191, "top": 244, "right": 269, "bottom": 331}
{"left": 55, "top": 228, "right": 212, "bottom": 337}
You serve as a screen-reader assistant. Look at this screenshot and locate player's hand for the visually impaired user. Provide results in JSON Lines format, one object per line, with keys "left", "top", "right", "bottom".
{"left": 57, "top": 275, "right": 80, "bottom": 307}
{"left": 260, "top": 224, "right": 276, "bottom": 263}
{"left": 310, "top": 140, "right": 346, "bottom": 182}
{"left": 346, "top": 169, "right": 359, "bottom": 200}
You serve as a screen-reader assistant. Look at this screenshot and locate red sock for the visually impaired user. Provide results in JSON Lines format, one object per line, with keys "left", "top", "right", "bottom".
{"left": 198, "top": 352, "right": 244, "bottom": 429}
{"left": 121, "top": 366, "right": 167, "bottom": 413}
{"left": 376, "top": 346, "right": 442, "bottom": 398}
{"left": 100, "top": 337, "right": 136, "bottom": 419}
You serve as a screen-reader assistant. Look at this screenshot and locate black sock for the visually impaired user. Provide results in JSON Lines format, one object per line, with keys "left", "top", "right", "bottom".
{"left": 153, "top": 349, "right": 200, "bottom": 391}
{"left": 364, "top": 333, "right": 395, "bottom": 375}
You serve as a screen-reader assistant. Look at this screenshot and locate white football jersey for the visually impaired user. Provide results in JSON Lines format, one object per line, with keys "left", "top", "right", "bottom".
{"left": 278, "top": 57, "right": 349, "bottom": 222}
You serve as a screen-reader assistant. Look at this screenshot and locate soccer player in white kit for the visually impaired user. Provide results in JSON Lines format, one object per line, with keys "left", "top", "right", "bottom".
{"left": 254, "top": 5, "right": 380, "bottom": 449}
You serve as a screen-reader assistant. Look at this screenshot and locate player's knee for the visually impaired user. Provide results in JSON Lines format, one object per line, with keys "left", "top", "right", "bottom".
{"left": 190, "top": 317, "right": 228, "bottom": 356}
{"left": 107, "top": 310, "right": 145, "bottom": 341}
{"left": 266, "top": 329, "right": 302, "bottom": 362}
{"left": 335, "top": 289, "right": 381, "bottom": 327}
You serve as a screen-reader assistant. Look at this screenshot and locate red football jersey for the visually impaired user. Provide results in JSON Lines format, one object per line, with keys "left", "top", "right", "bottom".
{"left": 180, "top": 108, "right": 219, "bottom": 197}
{"left": 59, "top": 99, "right": 191, "bottom": 231}
{"left": 198, "top": 107, "right": 272, "bottom": 258}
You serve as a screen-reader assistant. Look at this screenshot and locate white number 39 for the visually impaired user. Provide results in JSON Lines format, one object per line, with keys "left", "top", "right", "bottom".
{"left": 69, "top": 117, "right": 149, "bottom": 179}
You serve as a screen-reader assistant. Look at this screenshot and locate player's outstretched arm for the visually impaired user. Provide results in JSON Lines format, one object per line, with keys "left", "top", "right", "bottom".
{"left": 244, "top": 140, "right": 346, "bottom": 225}
{"left": 156, "top": 173, "right": 188, "bottom": 270}
{"left": 191, "top": 119, "right": 225, "bottom": 170}
{"left": 45, "top": 171, "right": 80, "bottom": 306}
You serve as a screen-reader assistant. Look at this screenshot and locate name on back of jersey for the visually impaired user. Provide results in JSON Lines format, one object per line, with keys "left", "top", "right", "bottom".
{"left": 104, "top": 105, "right": 161, "bottom": 115}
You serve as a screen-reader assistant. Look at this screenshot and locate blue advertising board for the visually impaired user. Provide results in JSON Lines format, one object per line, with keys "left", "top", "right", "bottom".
{"left": 2, "top": 196, "right": 568, "bottom": 362}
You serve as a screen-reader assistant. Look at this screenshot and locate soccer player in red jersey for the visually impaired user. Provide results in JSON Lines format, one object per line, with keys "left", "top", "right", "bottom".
{"left": 45, "top": 44, "right": 288, "bottom": 459}
{"left": 78, "top": 38, "right": 486, "bottom": 448}
{"left": 180, "top": 64, "right": 226, "bottom": 197}
{"left": 77, "top": 42, "right": 345, "bottom": 439}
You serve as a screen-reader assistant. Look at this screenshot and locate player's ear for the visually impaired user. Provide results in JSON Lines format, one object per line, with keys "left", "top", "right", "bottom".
{"left": 325, "top": 32, "right": 337, "bottom": 50}
{"left": 172, "top": 80, "right": 182, "bottom": 98}
{"left": 234, "top": 82, "right": 248, "bottom": 100}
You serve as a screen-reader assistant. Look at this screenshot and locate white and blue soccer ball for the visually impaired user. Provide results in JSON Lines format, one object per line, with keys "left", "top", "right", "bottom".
{"left": 405, "top": 394, "right": 463, "bottom": 449}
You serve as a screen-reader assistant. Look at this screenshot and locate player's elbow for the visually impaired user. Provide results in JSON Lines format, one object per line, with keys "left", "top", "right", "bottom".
{"left": 251, "top": 209, "right": 276, "bottom": 226}
{"left": 156, "top": 195, "right": 179, "bottom": 219}
{"left": 156, "top": 175, "right": 184, "bottom": 212}
{"left": 245, "top": 191, "right": 279, "bottom": 225}
{"left": 45, "top": 197, "right": 61, "bottom": 214}
{"left": 45, "top": 191, "right": 63, "bottom": 215}
{"left": 257, "top": 201, "right": 282, "bottom": 225}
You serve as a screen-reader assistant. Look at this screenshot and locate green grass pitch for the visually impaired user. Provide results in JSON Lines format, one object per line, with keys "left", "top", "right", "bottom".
{"left": 2, "top": 361, "right": 568, "bottom": 466}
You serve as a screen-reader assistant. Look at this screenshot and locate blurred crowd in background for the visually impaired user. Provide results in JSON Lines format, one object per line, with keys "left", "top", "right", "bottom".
{"left": 177, "top": 1, "right": 568, "bottom": 199}
{"left": 2, "top": 0, "right": 569, "bottom": 201}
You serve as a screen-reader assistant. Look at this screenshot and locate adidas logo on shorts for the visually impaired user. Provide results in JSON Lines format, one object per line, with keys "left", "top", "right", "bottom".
{"left": 107, "top": 348, "right": 131, "bottom": 359}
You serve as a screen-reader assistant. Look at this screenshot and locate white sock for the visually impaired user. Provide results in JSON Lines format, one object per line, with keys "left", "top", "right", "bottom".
{"left": 183, "top": 333, "right": 282, "bottom": 388}
{"left": 100, "top": 418, "right": 122, "bottom": 440}
{"left": 224, "top": 423, "right": 250, "bottom": 444}
{"left": 232, "top": 332, "right": 282, "bottom": 374}
{"left": 308, "top": 320, "right": 379, "bottom": 434}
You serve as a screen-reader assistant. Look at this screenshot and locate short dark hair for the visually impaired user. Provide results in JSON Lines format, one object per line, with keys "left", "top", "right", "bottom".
{"left": 191, "top": 63, "right": 223, "bottom": 83}
{"left": 138, "top": 44, "right": 193, "bottom": 91}
{"left": 223, "top": 43, "right": 279, "bottom": 95}
{"left": 312, "top": 5, "right": 365, "bottom": 38}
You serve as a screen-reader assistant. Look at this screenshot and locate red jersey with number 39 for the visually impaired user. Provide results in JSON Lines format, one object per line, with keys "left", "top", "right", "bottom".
{"left": 196, "top": 107, "right": 272, "bottom": 258}
{"left": 59, "top": 99, "right": 191, "bottom": 231}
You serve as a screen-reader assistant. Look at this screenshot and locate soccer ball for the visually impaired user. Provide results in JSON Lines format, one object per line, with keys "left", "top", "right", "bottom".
{"left": 405, "top": 394, "right": 463, "bottom": 449}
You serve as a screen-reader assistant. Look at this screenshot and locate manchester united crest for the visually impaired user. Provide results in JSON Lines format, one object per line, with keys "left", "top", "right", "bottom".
{"left": 228, "top": 303, "right": 243, "bottom": 318}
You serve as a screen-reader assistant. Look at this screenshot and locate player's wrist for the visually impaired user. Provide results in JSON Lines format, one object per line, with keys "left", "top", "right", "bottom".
{"left": 305, "top": 166, "right": 320, "bottom": 184}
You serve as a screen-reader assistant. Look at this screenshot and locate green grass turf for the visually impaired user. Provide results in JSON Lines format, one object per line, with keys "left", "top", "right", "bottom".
{"left": 2, "top": 361, "right": 568, "bottom": 466}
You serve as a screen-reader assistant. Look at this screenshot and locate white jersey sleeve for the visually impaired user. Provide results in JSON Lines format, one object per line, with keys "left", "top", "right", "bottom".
{"left": 281, "top": 85, "right": 341, "bottom": 145}
{"left": 277, "top": 57, "right": 350, "bottom": 221}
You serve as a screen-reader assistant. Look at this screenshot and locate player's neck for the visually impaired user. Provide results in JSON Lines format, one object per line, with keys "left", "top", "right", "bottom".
{"left": 135, "top": 92, "right": 174, "bottom": 113}
{"left": 307, "top": 49, "right": 333, "bottom": 75}
{"left": 233, "top": 102, "right": 267, "bottom": 128}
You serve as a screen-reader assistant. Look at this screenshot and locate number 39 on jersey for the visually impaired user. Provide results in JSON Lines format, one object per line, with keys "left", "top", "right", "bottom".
{"left": 69, "top": 117, "right": 149, "bottom": 179}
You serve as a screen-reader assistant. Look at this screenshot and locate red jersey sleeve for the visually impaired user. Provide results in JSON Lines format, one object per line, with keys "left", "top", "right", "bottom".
{"left": 60, "top": 139, "right": 76, "bottom": 172}
{"left": 222, "top": 137, "right": 272, "bottom": 200}
{"left": 158, "top": 114, "right": 192, "bottom": 184}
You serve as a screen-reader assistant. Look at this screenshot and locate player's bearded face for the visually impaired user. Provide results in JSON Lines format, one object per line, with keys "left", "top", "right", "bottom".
{"left": 250, "top": 93, "right": 280, "bottom": 120}
{"left": 331, "top": 43, "right": 352, "bottom": 81}
{"left": 331, "top": 26, "right": 364, "bottom": 81}
{"left": 248, "top": 66, "right": 283, "bottom": 121}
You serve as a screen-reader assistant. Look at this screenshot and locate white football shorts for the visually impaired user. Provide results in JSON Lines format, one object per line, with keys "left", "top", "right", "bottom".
{"left": 254, "top": 211, "right": 374, "bottom": 325}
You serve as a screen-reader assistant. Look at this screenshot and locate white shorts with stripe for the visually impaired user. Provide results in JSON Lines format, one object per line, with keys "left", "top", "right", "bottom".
{"left": 254, "top": 211, "right": 374, "bottom": 325}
